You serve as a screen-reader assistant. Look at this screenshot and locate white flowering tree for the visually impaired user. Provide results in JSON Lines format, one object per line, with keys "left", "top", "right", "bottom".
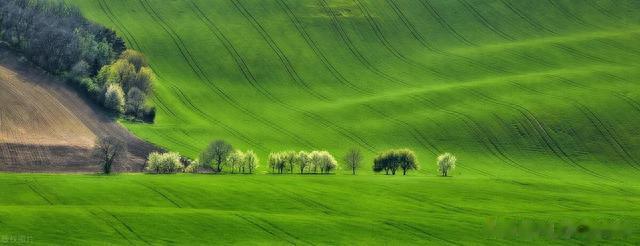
{"left": 437, "top": 153, "right": 457, "bottom": 177}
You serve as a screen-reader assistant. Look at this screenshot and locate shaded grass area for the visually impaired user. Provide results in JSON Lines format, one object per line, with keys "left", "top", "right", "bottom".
{"left": 0, "top": 173, "right": 638, "bottom": 244}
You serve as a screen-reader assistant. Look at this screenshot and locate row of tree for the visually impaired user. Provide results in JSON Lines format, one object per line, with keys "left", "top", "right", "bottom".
{"left": 268, "top": 151, "right": 339, "bottom": 174}
{"left": 0, "top": 0, "right": 154, "bottom": 122}
{"left": 93, "top": 136, "right": 457, "bottom": 176}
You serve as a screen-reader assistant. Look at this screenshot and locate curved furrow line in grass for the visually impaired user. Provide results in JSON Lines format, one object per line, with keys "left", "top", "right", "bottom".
{"left": 316, "top": 0, "right": 410, "bottom": 86}
{"left": 575, "top": 104, "right": 640, "bottom": 171}
{"left": 466, "top": 89, "right": 617, "bottom": 181}
{"left": 150, "top": 93, "right": 177, "bottom": 117}
{"left": 363, "top": 105, "right": 439, "bottom": 155}
{"left": 418, "top": 0, "right": 475, "bottom": 46}
{"left": 354, "top": 0, "right": 455, "bottom": 81}
{"left": 100, "top": 0, "right": 172, "bottom": 84}
{"left": 512, "top": 80, "right": 640, "bottom": 173}
{"left": 97, "top": 0, "right": 142, "bottom": 51}
{"left": 99, "top": 0, "right": 183, "bottom": 118}
{"left": 383, "top": 0, "right": 427, "bottom": 47}
{"left": 101, "top": 209, "right": 152, "bottom": 245}
{"left": 552, "top": 75, "right": 640, "bottom": 164}
{"left": 187, "top": 1, "right": 282, "bottom": 103}
{"left": 551, "top": 43, "right": 621, "bottom": 65}
{"left": 171, "top": 85, "right": 268, "bottom": 151}
{"left": 457, "top": 0, "right": 515, "bottom": 41}
{"left": 409, "top": 0, "right": 516, "bottom": 75}
{"left": 409, "top": 95, "right": 547, "bottom": 178}
{"left": 594, "top": 38, "right": 640, "bottom": 57}
{"left": 562, "top": 71, "right": 640, "bottom": 115}
{"left": 383, "top": 221, "right": 462, "bottom": 246}
{"left": 230, "top": 0, "right": 330, "bottom": 102}
{"left": 86, "top": 210, "right": 132, "bottom": 244}
{"left": 152, "top": 127, "right": 200, "bottom": 153}
{"left": 546, "top": 0, "right": 593, "bottom": 28}
{"left": 234, "top": 214, "right": 297, "bottom": 244}
{"left": 189, "top": 1, "right": 376, "bottom": 153}
{"left": 137, "top": 0, "right": 317, "bottom": 150}
{"left": 252, "top": 216, "right": 317, "bottom": 245}
{"left": 498, "top": 0, "right": 558, "bottom": 35}
{"left": 275, "top": 0, "right": 371, "bottom": 95}
{"left": 363, "top": 104, "right": 495, "bottom": 177}
{"left": 586, "top": 0, "right": 619, "bottom": 19}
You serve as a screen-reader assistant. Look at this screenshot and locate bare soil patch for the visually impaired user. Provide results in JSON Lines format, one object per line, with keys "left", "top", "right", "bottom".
{"left": 0, "top": 47, "right": 158, "bottom": 172}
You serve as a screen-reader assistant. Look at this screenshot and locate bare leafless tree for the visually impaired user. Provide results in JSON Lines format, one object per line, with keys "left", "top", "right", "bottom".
{"left": 93, "top": 136, "right": 127, "bottom": 174}
{"left": 344, "top": 148, "right": 362, "bottom": 175}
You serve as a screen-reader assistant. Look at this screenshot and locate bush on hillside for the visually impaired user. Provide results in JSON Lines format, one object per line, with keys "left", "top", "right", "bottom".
{"left": 268, "top": 150, "right": 338, "bottom": 174}
{"left": 373, "top": 149, "right": 419, "bottom": 175}
{"left": 104, "top": 84, "right": 125, "bottom": 114}
{"left": 437, "top": 153, "right": 457, "bottom": 177}
{"left": 146, "top": 152, "right": 183, "bottom": 174}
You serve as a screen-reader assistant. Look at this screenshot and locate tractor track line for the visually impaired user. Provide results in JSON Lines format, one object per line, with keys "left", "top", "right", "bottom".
{"left": 457, "top": 0, "right": 515, "bottom": 41}
{"left": 317, "top": 0, "right": 410, "bottom": 86}
{"left": 230, "top": 0, "right": 329, "bottom": 101}
{"left": 171, "top": 85, "right": 267, "bottom": 151}
{"left": 355, "top": 0, "right": 454, "bottom": 81}
{"left": 576, "top": 104, "right": 640, "bottom": 172}
{"left": 97, "top": 0, "right": 142, "bottom": 51}
{"left": 383, "top": 0, "right": 428, "bottom": 46}
{"left": 87, "top": 210, "right": 132, "bottom": 244}
{"left": 276, "top": 0, "right": 371, "bottom": 94}
{"left": 137, "top": 181, "right": 183, "bottom": 208}
{"left": 363, "top": 104, "right": 493, "bottom": 177}
{"left": 363, "top": 104, "right": 439, "bottom": 155}
{"left": 546, "top": 0, "right": 593, "bottom": 28}
{"left": 383, "top": 221, "right": 460, "bottom": 245}
{"left": 552, "top": 43, "right": 620, "bottom": 65}
{"left": 137, "top": 0, "right": 316, "bottom": 149}
{"left": 499, "top": 0, "right": 558, "bottom": 35}
{"left": 190, "top": 1, "right": 376, "bottom": 153}
{"left": 514, "top": 80, "right": 640, "bottom": 173}
{"left": 418, "top": 0, "right": 474, "bottom": 46}
{"left": 102, "top": 209, "right": 151, "bottom": 245}
{"left": 415, "top": 0, "right": 516, "bottom": 75}
{"left": 467, "top": 89, "right": 616, "bottom": 181}
{"left": 412, "top": 95, "right": 546, "bottom": 177}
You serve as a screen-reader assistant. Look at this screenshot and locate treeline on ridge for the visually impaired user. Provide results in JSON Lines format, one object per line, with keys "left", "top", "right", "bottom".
{"left": 0, "top": 0, "right": 154, "bottom": 121}
{"left": 94, "top": 136, "right": 458, "bottom": 177}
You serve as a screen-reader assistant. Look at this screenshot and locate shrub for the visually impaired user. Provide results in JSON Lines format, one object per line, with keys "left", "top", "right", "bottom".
{"left": 146, "top": 152, "right": 183, "bottom": 174}
{"left": 309, "top": 151, "right": 338, "bottom": 174}
{"left": 244, "top": 150, "right": 259, "bottom": 174}
{"left": 437, "top": 153, "right": 457, "bottom": 177}
{"left": 227, "top": 150, "right": 245, "bottom": 174}
{"left": 125, "top": 87, "right": 145, "bottom": 117}
{"left": 104, "top": 84, "right": 125, "bottom": 114}
{"left": 373, "top": 149, "right": 419, "bottom": 175}
{"left": 120, "top": 49, "right": 148, "bottom": 72}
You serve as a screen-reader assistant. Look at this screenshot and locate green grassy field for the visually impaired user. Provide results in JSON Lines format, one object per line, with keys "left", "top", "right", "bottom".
{"left": 0, "top": 173, "right": 638, "bottom": 244}
{"left": 9, "top": 0, "right": 639, "bottom": 244}
{"left": 62, "top": 0, "right": 640, "bottom": 179}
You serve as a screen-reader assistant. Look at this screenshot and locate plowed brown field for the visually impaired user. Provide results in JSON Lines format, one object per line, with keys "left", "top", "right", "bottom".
{"left": 0, "top": 47, "right": 157, "bottom": 172}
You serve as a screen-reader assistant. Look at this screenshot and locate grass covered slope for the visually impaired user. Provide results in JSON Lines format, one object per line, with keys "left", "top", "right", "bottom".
{"left": 67, "top": 0, "right": 640, "bottom": 178}
{"left": 0, "top": 174, "right": 638, "bottom": 244}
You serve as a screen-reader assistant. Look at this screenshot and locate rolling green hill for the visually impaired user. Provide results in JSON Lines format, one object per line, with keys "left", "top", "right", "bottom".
{"left": 2, "top": 0, "right": 640, "bottom": 244}
{"left": 66, "top": 0, "right": 640, "bottom": 179}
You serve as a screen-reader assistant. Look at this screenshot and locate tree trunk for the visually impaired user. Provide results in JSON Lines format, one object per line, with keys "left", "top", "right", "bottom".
{"left": 403, "top": 169, "right": 407, "bottom": 175}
